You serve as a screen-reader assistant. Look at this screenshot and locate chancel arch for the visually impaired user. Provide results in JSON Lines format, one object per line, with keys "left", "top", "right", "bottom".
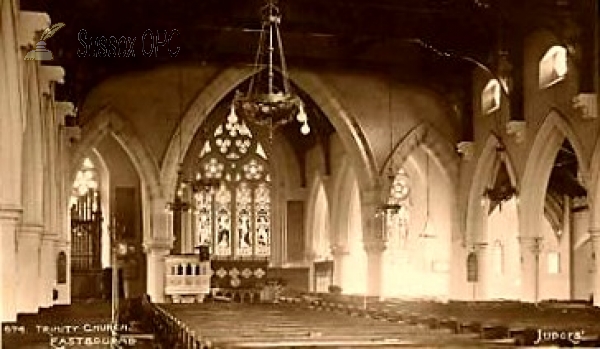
{"left": 162, "top": 66, "right": 378, "bottom": 206}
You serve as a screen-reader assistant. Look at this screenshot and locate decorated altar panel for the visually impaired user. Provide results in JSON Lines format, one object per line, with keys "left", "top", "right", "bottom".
{"left": 210, "top": 259, "right": 269, "bottom": 290}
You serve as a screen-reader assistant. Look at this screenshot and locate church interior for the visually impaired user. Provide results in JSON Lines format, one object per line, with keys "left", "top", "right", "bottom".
{"left": 2, "top": 0, "right": 600, "bottom": 347}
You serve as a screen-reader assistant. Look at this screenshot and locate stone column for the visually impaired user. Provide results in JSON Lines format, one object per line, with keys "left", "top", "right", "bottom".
{"left": 590, "top": 228, "right": 600, "bottom": 306}
{"left": 364, "top": 240, "right": 386, "bottom": 297}
{"left": 144, "top": 197, "right": 173, "bottom": 302}
{"left": 17, "top": 12, "right": 50, "bottom": 313}
{"left": 17, "top": 226, "right": 43, "bottom": 312}
{"left": 54, "top": 240, "right": 71, "bottom": 304}
{"left": 39, "top": 235, "right": 57, "bottom": 308}
{"left": 474, "top": 243, "right": 490, "bottom": 300}
{"left": 38, "top": 66, "right": 65, "bottom": 308}
{"left": 361, "top": 188, "right": 386, "bottom": 297}
{"left": 519, "top": 236, "right": 543, "bottom": 303}
{"left": 56, "top": 101, "right": 76, "bottom": 306}
{"left": 145, "top": 240, "right": 171, "bottom": 303}
{"left": 1, "top": 0, "right": 25, "bottom": 323}
{"left": 0, "top": 208, "right": 21, "bottom": 322}
{"left": 571, "top": 208, "right": 589, "bottom": 300}
{"left": 331, "top": 244, "right": 349, "bottom": 288}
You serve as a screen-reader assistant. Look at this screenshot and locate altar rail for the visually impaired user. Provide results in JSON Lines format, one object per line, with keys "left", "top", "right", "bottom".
{"left": 165, "top": 255, "right": 210, "bottom": 303}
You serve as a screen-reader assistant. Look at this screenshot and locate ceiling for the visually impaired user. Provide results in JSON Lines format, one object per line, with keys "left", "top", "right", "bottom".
{"left": 21, "top": 0, "right": 579, "bottom": 109}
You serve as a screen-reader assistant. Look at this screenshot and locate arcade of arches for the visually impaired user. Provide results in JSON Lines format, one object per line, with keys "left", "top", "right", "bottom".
{"left": 2, "top": 1, "right": 600, "bottom": 329}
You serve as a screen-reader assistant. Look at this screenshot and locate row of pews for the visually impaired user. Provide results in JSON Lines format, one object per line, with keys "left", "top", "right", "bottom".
{"left": 143, "top": 298, "right": 539, "bottom": 348}
{"left": 280, "top": 293, "right": 600, "bottom": 347}
{"left": 143, "top": 293, "right": 600, "bottom": 348}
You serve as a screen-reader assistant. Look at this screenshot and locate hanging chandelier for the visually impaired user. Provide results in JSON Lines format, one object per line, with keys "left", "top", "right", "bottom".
{"left": 230, "top": 0, "right": 310, "bottom": 135}
{"left": 481, "top": 144, "right": 517, "bottom": 208}
{"left": 166, "top": 168, "right": 192, "bottom": 213}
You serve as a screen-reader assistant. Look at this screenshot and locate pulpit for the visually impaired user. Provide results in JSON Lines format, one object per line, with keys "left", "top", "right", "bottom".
{"left": 165, "top": 254, "right": 211, "bottom": 303}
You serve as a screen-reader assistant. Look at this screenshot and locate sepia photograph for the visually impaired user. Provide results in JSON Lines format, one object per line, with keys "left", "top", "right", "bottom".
{"left": 1, "top": 0, "right": 600, "bottom": 347}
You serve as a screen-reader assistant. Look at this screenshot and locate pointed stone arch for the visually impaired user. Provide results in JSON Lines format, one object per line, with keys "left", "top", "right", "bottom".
{"left": 520, "top": 109, "right": 589, "bottom": 238}
{"left": 377, "top": 123, "right": 460, "bottom": 243}
{"left": 161, "top": 66, "right": 378, "bottom": 202}
{"left": 305, "top": 173, "right": 331, "bottom": 260}
{"left": 382, "top": 123, "right": 459, "bottom": 188}
{"left": 330, "top": 156, "right": 352, "bottom": 249}
{"left": 72, "top": 107, "right": 162, "bottom": 241}
{"left": 589, "top": 135, "right": 600, "bottom": 227}
{"left": 465, "top": 134, "right": 519, "bottom": 244}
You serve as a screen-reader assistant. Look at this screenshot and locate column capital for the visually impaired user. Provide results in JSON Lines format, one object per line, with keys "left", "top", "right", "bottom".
{"left": 589, "top": 228, "right": 600, "bottom": 239}
{"left": 456, "top": 141, "right": 475, "bottom": 161}
{"left": 55, "top": 101, "right": 75, "bottom": 124}
{"left": 330, "top": 244, "right": 349, "bottom": 256}
{"left": 363, "top": 239, "right": 386, "bottom": 254}
{"left": 0, "top": 204, "right": 23, "bottom": 221}
{"left": 469, "top": 241, "right": 489, "bottom": 252}
{"left": 506, "top": 120, "right": 526, "bottom": 144}
{"left": 55, "top": 239, "right": 70, "bottom": 249}
{"left": 360, "top": 187, "right": 385, "bottom": 207}
{"left": 19, "top": 11, "right": 50, "bottom": 48}
{"left": 143, "top": 238, "right": 173, "bottom": 253}
{"left": 518, "top": 236, "right": 543, "bottom": 254}
{"left": 39, "top": 66, "right": 65, "bottom": 96}
{"left": 19, "top": 223, "right": 44, "bottom": 240}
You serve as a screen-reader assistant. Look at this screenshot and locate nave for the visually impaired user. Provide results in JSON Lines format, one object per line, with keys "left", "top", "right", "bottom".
{"left": 2, "top": 0, "right": 600, "bottom": 347}
{"left": 4, "top": 292, "right": 600, "bottom": 348}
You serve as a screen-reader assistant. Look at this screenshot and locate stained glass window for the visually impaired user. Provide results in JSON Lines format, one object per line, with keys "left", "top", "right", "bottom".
{"left": 215, "top": 186, "right": 232, "bottom": 256}
{"left": 192, "top": 110, "right": 271, "bottom": 258}
{"left": 194, "top": 191, "right": 212, "bottom": 249}
{"left": 255, "top": 183, "right": 271, "bottom": 256}
{"left": 236, "top": 183, "right": 252, "bottom": 256}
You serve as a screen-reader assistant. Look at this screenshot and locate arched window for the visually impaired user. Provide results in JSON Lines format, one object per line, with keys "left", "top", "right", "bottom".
{"left": 539, "top": 46, "right": 567, "bottom": 88}
{"left": 386, "top": 168, "right": 411, "bottom": 248}
{"left": 547, "top": 251, "right": 561, "bottom": 274}
{"left": 482, "top": 79, "right": 501, "bottom": 114}
{"left": 192, "top": 114, "right": 271, "bottom": 259}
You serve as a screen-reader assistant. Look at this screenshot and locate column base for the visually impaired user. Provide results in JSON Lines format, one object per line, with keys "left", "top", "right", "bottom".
{"left": 17, "top": 224, "right": 43, "bottom": 313}
{"left": 0, "top": 207, "right": 21, "bottom": 322}
{"left": 39, "top": 235, "right": 57, "bottom": 308}
{"left": 145, "top": 242, "right": 171, "bottom": 303}
{"left": 364, "top": 240, "right": 386, "bottom": 298}
{"left": 54, "top": 239, "right": 71, "bottom": 305}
